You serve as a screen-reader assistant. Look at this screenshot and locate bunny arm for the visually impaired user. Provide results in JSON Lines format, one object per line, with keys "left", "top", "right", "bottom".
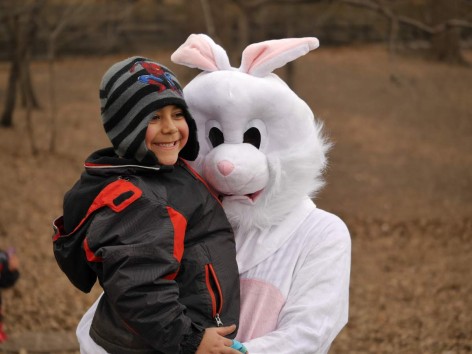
{"left": 242, "top": 211, "right": 351, "bottom": 354}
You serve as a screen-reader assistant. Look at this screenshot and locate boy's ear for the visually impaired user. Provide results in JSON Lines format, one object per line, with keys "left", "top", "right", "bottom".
{"left": 171, "top": 34, "right": 232, "bottom": 72}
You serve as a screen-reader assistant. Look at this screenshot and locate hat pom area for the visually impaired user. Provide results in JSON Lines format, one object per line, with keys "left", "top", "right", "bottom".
{"left": 99, "top": 56, "right": 199, "bottom": 164}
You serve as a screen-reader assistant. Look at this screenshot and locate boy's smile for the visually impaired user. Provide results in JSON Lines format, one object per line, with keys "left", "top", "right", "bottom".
{"left": 145, "top": 105, "right": 189, "bottom": 165}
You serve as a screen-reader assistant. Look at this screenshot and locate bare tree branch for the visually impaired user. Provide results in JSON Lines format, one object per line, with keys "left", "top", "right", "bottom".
{"left": 339, "top": 0, "right": 472, "bottom": 34}
{"left": 200, "top": 0, "right": 217, "bottom": 39}
{"left": 230, "top": 0, "right": 323, "bottom": 11}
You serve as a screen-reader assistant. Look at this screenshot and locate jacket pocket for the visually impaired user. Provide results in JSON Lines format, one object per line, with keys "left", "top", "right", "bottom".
{"left": 204, "top": 263, "right": 224, "bottom": 327}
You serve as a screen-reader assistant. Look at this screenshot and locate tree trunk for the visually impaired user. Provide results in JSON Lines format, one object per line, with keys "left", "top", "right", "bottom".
{"left": 1, "top": 3, "right": 42, "bottom": 128}
{"left": 0, "top": 58, "right": 19, "bottom": 128}
{"left": 20, "top": 55, "right": 40, "bottom": 109}
{"left": 200, "top": 0, "right": 217, "bottom": 39}
{"left": 431, "top": 27, "right": 465, "bottom": 64}
{"left": 429, "top": 0, "right": 466, "bottom": 64}
{"left": 0, "top": 14, "right": 20, "bottom": 128}
{"left": 16, "top": 4, "right": 41, "bottom": 109}
{"left": 47, "top": 36, "right": 58, "bottom": 153}
{"left": 24, "top": 88, "right": 38, "bottom": 156}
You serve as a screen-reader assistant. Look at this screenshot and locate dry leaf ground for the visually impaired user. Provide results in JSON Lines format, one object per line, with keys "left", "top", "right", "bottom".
{"left": 0, "top": 46, "right": 470, "bottom": 353}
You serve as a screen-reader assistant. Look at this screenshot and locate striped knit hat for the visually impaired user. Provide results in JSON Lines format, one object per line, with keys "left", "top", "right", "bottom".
{"left": 99, "top": 56, "right": 199, "bottom": 164}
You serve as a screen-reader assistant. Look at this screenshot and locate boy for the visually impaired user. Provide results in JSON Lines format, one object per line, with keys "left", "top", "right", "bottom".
{"left": 52, "top": 57, "right": 240, "bottom": 353}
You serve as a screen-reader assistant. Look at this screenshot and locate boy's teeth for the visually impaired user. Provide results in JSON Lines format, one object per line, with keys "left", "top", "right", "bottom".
{"left": 159, "top": 142, "right": 175, "bottom": 147}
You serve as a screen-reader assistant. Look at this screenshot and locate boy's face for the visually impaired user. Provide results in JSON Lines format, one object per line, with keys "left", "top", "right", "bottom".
{"left": 145, "top": 105, "right": 189, "bottom": 165}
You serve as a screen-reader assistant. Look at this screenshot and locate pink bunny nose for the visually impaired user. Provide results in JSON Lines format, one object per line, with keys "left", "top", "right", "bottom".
{"left": 217, "top": 160, "right": 234, "bottom": 177}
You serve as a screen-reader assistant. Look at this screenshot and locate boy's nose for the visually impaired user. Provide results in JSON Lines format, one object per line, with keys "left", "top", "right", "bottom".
{"left": 161, "top": 117, "right": 177, "bottom": 133}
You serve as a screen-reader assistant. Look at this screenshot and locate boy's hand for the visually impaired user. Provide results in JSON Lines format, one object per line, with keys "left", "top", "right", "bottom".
{"left": 196, "top": 324, "right": 242, "bottom": 354}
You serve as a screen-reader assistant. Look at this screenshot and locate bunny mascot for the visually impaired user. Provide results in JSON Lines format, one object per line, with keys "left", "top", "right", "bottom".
{"left": 75, "top": 34, "right": 351, "bottom": 354}
{"left": 170, "top": 34, "right": 351, "bottom": 354}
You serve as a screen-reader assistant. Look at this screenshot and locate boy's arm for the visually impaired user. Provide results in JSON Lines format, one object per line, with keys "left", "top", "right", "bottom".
{"left": 87, "top": 199, "right": 203, "bottom": 353}
{"left": 244, "top": 218, "right": 351, "bottom": 354}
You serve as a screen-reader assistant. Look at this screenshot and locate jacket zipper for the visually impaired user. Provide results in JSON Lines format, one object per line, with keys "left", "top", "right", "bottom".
{"left": 204, "top": 263, "right": 224, "bottom": 326}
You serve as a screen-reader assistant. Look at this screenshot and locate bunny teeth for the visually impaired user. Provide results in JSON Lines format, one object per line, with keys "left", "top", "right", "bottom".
{"left": 246, "top": 190, "right": 263, "bottom": 201}
{"left": 220, "top": 189, "right": 263, "bottom": 203}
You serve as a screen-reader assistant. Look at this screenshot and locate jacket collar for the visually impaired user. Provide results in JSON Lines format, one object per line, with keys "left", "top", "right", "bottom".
{"left": 84, "top": 147, "right": 173, "bottom": 177}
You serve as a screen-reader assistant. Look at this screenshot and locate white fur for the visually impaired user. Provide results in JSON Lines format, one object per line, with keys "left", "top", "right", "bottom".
{"left": 223, "top": 128, "right": 330, "bottom": 234}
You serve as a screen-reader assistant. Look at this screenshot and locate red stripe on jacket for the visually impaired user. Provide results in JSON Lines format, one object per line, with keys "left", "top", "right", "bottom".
{"left": 164, "top": 206, "right": 187, "bottom": 280}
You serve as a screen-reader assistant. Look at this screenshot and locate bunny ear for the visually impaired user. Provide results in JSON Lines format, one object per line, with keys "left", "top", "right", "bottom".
{"left": 171, "top": 34, "right": 232, "bottom": 72}
{"left": 239, "top": 37, "right": 319, "bottom": 77}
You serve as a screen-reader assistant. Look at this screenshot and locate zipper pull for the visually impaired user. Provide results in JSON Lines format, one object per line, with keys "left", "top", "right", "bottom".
{"left": 215, "top": 313, "right": 223, "bottom": 327}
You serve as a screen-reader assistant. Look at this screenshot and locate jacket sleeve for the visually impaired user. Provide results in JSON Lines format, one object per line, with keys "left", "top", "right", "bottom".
{"left": 244, "top": 216, "right": 351, "bottom": 354}
{"left": 86, "top": 197, "right": 203, "bottom": 353}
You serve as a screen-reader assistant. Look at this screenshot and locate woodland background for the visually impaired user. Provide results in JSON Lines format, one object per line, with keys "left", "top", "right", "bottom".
{"left": 0, "top": 0, "right": 471, "bottom": 353}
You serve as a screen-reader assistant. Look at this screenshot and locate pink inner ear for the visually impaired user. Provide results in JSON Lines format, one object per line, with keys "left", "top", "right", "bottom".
{"left": 171, "top": 34, "right": 219, "bottom": 72}
{"left": 240, "top": 38, "right": 319, "bottom": 77}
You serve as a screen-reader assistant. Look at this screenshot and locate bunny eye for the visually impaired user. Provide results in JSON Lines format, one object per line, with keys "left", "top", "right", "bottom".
{"left": 209, "top": 127, "right": 224, "bottom": 147}
{"left": 243, "top": 127, "right": 261, "bottom": 149}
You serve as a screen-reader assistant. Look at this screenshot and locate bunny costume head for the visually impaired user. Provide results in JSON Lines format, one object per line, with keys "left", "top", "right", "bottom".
{"left": 172, "top": 34, "right": 330, "bottom": 235}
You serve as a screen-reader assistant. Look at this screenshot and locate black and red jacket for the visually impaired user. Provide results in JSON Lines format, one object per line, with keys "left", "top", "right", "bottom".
{"left": 53, "top": 148, "right": 240, "bottom": 354}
